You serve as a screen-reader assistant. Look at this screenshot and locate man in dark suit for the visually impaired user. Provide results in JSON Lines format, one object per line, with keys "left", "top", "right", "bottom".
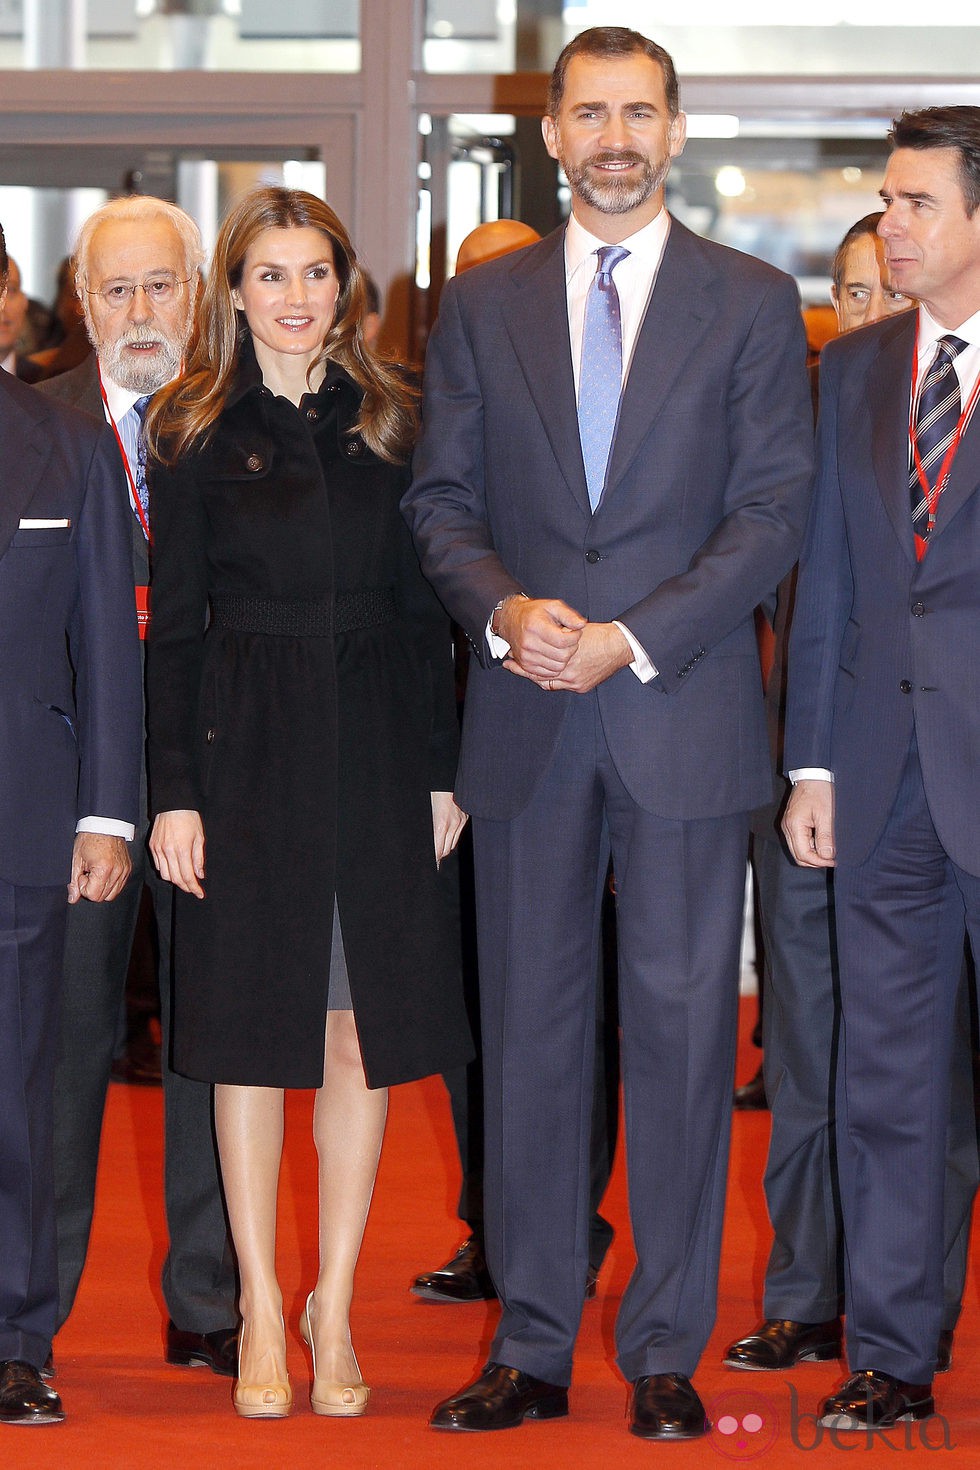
{"left": 727, "top": 211, "right": 978, "bottom": 1378}
{"left": 403, "top": 26, "right": 813, "bottom": 1440}
{"left": 0, "top": 222, "right": 142, "bottom": 1426}
{"left": 783, "top": 107, "right": 980, "bottom": 1433}
{"left": 44, "top": 197, "right": 239, "bottom": 1374}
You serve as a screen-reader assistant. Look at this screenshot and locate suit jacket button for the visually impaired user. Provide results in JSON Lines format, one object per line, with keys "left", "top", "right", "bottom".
{"left": 306, "top": 406, "right": 318, "bottom": 422}
{"left": 246, "top": 453, "right": 264, "bottom": 472}
{"left": 206, "top": 728, "right": 216, "bottom": 742}
{"left": 911, "top": 601, "right": 925, "bottom": 616}
{"left": 899, "top": 679, "right": 913, "bottom": 694}
{"left": 344, "top": 438, "right": 363, "bottom": 457}
{"left": 585, "top": 549, "right": 601, "bottom": 564}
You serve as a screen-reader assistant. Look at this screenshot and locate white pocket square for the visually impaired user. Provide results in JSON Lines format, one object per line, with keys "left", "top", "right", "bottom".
{"left": 18, "top": 518, "right": 71, "bottom": 529}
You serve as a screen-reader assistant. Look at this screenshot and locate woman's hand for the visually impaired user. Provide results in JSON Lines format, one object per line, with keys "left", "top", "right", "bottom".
{"left": 431, "top": 791, "right": 468, "bottom": 866}
{"left": 149, "top": 809, "right": 207, "bottom": 897}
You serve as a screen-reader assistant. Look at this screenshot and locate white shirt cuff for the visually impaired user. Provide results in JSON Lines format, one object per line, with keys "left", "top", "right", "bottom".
{"left": 486, "top": 620, "right": 510, "bottom": 660}
{"left": 788, "top": 769, "right": 834, "bottom": 784}
{"left": 614, "top": 621, "right": 658, "bottom": 682}
{"left": 76, "top": 816, "right": 137, "bottom": 841}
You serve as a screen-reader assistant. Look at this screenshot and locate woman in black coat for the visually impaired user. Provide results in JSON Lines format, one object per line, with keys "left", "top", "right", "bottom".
{"left": 145, "top": 187, "right": 471, "bottom": 1421}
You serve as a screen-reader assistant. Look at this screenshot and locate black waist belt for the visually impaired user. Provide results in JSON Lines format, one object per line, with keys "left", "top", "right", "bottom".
{"left": 210, "top": 588, "right": 397, "bottom": 637}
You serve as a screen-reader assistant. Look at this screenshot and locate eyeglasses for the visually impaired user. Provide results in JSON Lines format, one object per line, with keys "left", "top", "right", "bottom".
{"left": 85, "top": 275, "right": 193, "bottom": 310}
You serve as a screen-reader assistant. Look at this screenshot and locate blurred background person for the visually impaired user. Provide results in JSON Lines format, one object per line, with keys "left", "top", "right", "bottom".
{"left": 411, "top": 216, "right": 620, "bottom": 1311}
{"left": 0, "top": 256, "right": 44, "bottom": 383}
{"left": 145, "top": 186, "right": 472, "bottom": 1420}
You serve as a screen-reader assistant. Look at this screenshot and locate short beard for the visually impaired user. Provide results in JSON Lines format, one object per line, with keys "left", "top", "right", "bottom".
{"left": 561, "top": 149, "right": 668, "bottom": 216}
{"left": 89, "top": 320, "right": 189, "bottom": 394}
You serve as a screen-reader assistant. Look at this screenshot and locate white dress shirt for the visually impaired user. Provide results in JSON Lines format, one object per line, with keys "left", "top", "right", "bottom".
{"left": 487, "top": 210, "right": 672, "bottom": 681}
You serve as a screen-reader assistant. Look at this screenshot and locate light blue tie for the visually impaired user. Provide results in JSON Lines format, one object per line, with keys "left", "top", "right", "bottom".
{"left": 578, "top": 245, "right": 629, "bottom": 511}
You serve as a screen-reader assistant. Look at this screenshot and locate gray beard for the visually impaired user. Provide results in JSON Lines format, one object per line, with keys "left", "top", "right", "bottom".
{"left": 93, "top": 326, "right": 185, "bottom": 394}
{"left": 563, "top": 150, "right": 668, "bottom": 217}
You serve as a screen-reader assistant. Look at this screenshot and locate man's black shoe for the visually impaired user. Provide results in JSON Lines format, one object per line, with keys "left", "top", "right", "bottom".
{"left": 0, "top": 1361, "right": 64, "bottom": 1425}
{"left": 819, "top": 1370, "right": 934, "bottom": 1430}
{"left": 430, "top": 1363, "right": 568, "bottom": 1431}
{"left": 165, "top": 1322, "right": 239, "bottom": 1377}
{"left": 733, "top": 1065, "right": 768, "bottom": 1110}
{"left": 411, "top": 1237, "right": 497, "bottom": 1302}
{"left": 629, "top": 1373, "right": 709, "bottom": 1440}
{"left": 725, "top": 1317, "right": 842, "bottom": 1370}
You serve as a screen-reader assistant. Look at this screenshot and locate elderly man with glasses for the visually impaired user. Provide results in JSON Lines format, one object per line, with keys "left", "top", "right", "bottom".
{"left": 42, "top": 196, "right": 240, "bottom": 1381}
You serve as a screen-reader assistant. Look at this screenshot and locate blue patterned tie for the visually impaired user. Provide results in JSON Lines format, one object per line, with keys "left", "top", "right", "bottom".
{"left": 910, "top": 334, "right": 967, "bottom": 547}
{"left": 579, "top": 245, "right": 629, "bottom": 511}
{"left": 132, "top": 394, "right": 152, "bottom": 534}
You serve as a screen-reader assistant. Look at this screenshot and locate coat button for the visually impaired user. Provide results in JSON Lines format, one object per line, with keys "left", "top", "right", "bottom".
{"left": 306, "top": 406, "right": 318, "bottom": 421}
{"left": 585, "top": 549, "right": 601, "bottom": 564}
{"left": 899, "top": 679, "right": 913, "bottom": 693}
{"left": 911, "top": 601, "right": 925, "bottom": 616}
{"left": 246, "top": 453, "right": 264, "bottom": 472}
{"left": 206, "top": 728, "right": 215, "bottom": 742}
{"left": 344, "top": 438, "right": 363, "bottom": 457}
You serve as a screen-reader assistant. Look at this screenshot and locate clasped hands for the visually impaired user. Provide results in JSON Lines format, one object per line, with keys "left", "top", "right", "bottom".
{"left": 497, "top": 596, "right": 631, "bottom": 694}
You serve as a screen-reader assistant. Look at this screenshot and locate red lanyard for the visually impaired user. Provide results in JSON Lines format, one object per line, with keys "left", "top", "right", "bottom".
{"left": 909, "top": 322, "right": 980, "bottom": 556}
{"left": 98, "top": 362, "right": 151, "bottom": 543}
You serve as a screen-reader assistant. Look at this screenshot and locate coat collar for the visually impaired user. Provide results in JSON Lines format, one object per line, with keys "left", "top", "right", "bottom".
{"left": 0, "top": 372, "right": 52, "bottom": 560}
{"left": 226, "top": 331, "right": 361, "bottom": 413}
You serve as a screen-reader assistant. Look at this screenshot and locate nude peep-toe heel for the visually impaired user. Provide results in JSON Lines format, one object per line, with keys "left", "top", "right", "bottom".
{"left": 299, "top": 1290, "right": 370, "bottom": 1417}
{"left": 233, "top": 1320, "right": 293, "bottom": 1419}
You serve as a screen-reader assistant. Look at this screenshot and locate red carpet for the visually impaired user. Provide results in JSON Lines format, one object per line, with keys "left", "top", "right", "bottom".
{"left": 14, "top": 1000, "right": 980, "bottom": 1467}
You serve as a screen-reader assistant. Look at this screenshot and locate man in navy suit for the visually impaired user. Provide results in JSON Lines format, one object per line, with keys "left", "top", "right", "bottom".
{"left": 0, "top": 222, "right": 142, "bottom": 1426}
{"left": 404, "top": 26, "right": 812, "bottom": 1440}
{"left": 784, "top": 106, "right": 980, "bottom": 1433}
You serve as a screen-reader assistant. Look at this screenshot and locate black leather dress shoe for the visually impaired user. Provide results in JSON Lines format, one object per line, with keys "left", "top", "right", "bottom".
{"left": 819, "top": 1370, "right": 934, "bottom": 1430}
{"left": 0, "top": 1360, "right": 65, "bottom": 1425}
{"left": 725, "top": 1317, "right": 843, "bottom": 1370}
{"left": 412, "top": 1237, "right": 497, "bottom": 1302}
{"left": 733, "top": 1065, "right": 768, "bottom": 1110}
{"left": 937, "top": 1329, "right": 954, "bottom": 1374}
{"left": 629, "top": 1374, "right": 709, "bottom": 1440}
{"left": 165, "top": 1322, "right": 239, "bottom": 1377}
{"left": 430, "top": 1363, "right": 568, "bottom": 1431}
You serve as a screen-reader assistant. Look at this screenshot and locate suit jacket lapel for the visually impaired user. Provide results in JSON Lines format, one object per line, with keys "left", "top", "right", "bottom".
{"left": 604, "top": 221, "right": 711, "bottom": 499}
{"left": 868, "top": 313, "right": 917, "bottom": 566}
{"left": 0, "top": 381, "right": 50, "bottom": 561}
{"left": 500, "top": 231, "right": 591, "bottom": 515}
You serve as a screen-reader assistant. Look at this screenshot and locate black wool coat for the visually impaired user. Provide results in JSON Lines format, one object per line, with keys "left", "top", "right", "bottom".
{"left": 146, "top": 346, "right": 472, "bottom": 1088}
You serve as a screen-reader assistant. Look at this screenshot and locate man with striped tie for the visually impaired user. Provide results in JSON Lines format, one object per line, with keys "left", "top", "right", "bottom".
{"left": 783, "top": 106, "right": 980, "bottom": 1434}
{"left": 42, "top": 197, "right": 239, "bottom": 1377}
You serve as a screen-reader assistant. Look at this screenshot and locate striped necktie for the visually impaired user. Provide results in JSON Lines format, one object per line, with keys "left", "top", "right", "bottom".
{"left": 131, "top": 394, "right": 152, "bottom": 534}
{"left": 578, "top": 245, "right": 630, "bottom": 512}
{"left": 910, "top": 334, "right": 967, "bottom": 548}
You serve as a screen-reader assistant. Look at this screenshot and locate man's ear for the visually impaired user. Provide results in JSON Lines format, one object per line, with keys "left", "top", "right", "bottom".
{"left": 668, "top": 111, "right": 688, "bottom": 160}
{"left": 542, "top": 114, "right": 560, "bottom": 164}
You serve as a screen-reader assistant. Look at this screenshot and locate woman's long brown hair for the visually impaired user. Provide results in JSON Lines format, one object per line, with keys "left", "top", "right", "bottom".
{"left": 146, "top": 186, "right": 417, "bottom": 465}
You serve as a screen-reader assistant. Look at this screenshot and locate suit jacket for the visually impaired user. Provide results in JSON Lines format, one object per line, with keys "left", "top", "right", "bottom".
{"left": 785, "top": 309, "right": 980, "bottom": 876}
{"left": 404, "top": 219, "right": 814, "bottom": 822}
{"left": 0, "top": 371, "right": 142, "bottom": 887}
{"left": 40, "top": 355, "right": 150, "bottom": 591}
